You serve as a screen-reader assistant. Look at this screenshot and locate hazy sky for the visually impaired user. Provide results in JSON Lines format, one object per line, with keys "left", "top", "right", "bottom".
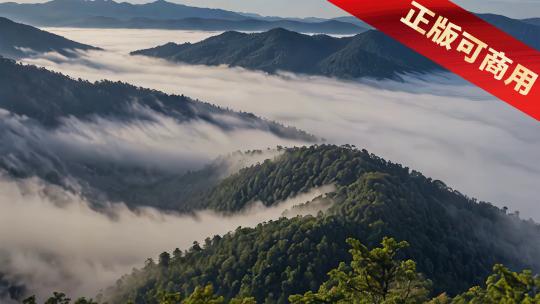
{"left": 1, "top": 0, "right": 539, "bottom": 19}
{"left": 176, "top": 0, "right": 540, "bottom": 19}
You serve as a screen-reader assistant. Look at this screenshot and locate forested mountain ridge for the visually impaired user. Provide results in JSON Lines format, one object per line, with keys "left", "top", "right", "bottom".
{"left": 132, "top": 29, "right": 441, "bottom": 79}
{"left": 0, "top": 17, "right": 98, "bottom": 59}
{"left": 132, "top": 14, "right": 540, "bottom": 79}
{"left": 0, "top": 57, "right": 308, "bottom": 131}
{"left": 104, "top": 145, "right": 540, "bottom": 304}
{"left": 0, "top": 58, "right": 315, "bottom": 209}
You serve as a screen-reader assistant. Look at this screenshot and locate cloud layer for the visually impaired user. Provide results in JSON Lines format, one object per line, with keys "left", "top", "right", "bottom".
{"left": 0, "top": 174, "right": 334, "bottom": 301}
{"left": 20, "top": 27, "right": 540, "bottom": 221}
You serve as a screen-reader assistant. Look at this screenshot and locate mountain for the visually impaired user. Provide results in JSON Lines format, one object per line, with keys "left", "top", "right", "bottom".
{"left": 104, "top": 145, "right": 540, "bottom": 304}
{"left": 0, "top": 0, "right": 364, "bottom": 34}
{"left": 0, "top": 17, "right": 98, "bottom": 59}
{"left": 60, "top": 16, "right": 365, "bottom": 35}
{"left": 131, "top": 29, "right": 441, "bottom": 79}
{"left": 0, "top": 0, "right": 365, "bottom": 34}
{"left": 0, "top": 0, "right": 247, "bottom": 26}
{"left": 0, "top": 57, "right": 315, "bottom": 209}
{"left": 131, "top": 12, "right": 540, "bottom": 80}
{"left": 522, "top": 18, "right": 540, "bottom": 26}
{"left": 333, "top": 16, "right": 373, "bottom": 29}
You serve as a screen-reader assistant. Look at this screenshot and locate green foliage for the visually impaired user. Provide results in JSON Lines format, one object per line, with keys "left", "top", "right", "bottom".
{"left": 22, "top": 293, "right": 98, "bottom": 304}
{"left": 153, "top": 285, "right": 256, "bottom": 304}
{"left": 182, "top": 285, "right": 224, "bottom": 304}
{"left": 289, "top": 237, "right": 430, "bottom": 304}
{"left": 21, "top": 255, "right": 540, "bottom": 304}
{"left": 156, "top": 290, "right": 181, "bottom": 304}
{"left": 23, "top": 296, "right": 37, "bottom": 304}
{"left": 98, "top": 145, "right": 540, "bottom": 304}
{"left": 452, "top": 264, "right": 540, "bottom": 304}
{"left": 23, "top": 285, "right": 254, "bottom": 304}
{"left": 44, "top": 293, "right": 71, "bottom": 304}
{"left": 228, "top": 297, "right": 257, "bottom": 304}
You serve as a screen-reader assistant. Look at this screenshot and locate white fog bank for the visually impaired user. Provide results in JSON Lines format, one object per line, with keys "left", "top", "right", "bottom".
{"left": 0, "top": 174, "right": 334, "bottom": 300}
{"left": 20, "top": 27, "right": 540, "bottom": 220}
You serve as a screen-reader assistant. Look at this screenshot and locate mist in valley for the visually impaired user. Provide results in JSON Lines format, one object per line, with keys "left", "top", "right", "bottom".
{"left": 20, "top": 27, "right": 540, "bottom": 221}
{"left": 0, "top": 172, "right": 334, "bottom": 301}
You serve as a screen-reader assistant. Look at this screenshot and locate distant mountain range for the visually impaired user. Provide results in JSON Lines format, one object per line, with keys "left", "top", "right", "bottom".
{"left": 0, "top": 0, "right": 537, "bottom": 37}
{"left": 523, "top": 18, "right": 540, "bottom": 26}
{"left": 0, "top": 0, "right": 365, "bottom": 34}
{"left": 0, "top": 57, "right": 314, "bottom": 209}
{"left": 132, "top": 28, "right": 441, "bottom": 79}
{"left": 132, "top": 14, "right": 540, "bottom": 80}
{"left": 0, "top": 0, "right": 246, "bottom": 25}
{"left": 59, "top": 16, "right": 365, "bottom": 35}
{"left": 0, "top": 17, "right": 98, "bottom": 59}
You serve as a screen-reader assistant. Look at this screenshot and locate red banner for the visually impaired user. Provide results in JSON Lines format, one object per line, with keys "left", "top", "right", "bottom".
{"left": 328, "top": 0, "right": 540, "bottom": 121}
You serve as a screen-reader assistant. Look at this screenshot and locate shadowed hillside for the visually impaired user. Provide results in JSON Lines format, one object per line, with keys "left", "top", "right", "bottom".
{"left": 0, "top": 58, "right": 315, "bottom": 210}
{"left": 0, "top": 17, "right": 98, "bottom": 58}
{"left": 132, "top": 29, "right": 440, "bottom": 79}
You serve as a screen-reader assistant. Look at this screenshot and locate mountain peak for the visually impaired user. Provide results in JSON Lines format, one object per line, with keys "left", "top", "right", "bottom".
{"left": 0, "top": 16, "right": 98, "bottom": 59}
{"left": 264, "top": 27, "right": 303, "bottom": 39}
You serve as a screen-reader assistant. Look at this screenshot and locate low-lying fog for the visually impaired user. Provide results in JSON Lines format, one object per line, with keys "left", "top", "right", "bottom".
{"left": 0, "top": 172, "right": 334, "bottom": 301}
{"left": 25, "top": 28, "right": 540, "bottom": 221}
{"left": 43, "top": 27, "right": 223, "bottom": 53}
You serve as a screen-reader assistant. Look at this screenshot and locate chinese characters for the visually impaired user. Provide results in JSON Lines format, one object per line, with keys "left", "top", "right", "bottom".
{"left": 400, "top": 0, "right": 538, "bottom": 96}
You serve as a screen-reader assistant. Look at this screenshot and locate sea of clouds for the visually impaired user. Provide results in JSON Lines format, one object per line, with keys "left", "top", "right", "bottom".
{"left": 2, "top": 27, "right": 538, "bottom": 301}
{"left": 22, "top": 28, "right": 540, "bottom": 220}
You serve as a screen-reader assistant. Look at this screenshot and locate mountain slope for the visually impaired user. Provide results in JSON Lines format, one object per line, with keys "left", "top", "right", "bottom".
{"left": 0, "top": 0, "right": 246, "bottom": 26}
{"left": 104, "top": 145, "right": 540, "bottom": 304}
{"left": 0, "top": 58, "right": 315, "bottom": 209}
{"left": 0, "top": 17, "right": 98, "bottom": 59}
{"left": 131, "top": 13, "right": 540, "bottom": 79}
{"left": 132, "top": 29, "right": 440, "bottom": 79}
{"left": 522, "top": 18, "right": 540, "bottom": 26}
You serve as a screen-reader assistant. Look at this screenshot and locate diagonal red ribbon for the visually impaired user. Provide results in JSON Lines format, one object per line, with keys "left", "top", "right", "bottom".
{"left": 328, "top": 0, "right": 540, "bottom": 121}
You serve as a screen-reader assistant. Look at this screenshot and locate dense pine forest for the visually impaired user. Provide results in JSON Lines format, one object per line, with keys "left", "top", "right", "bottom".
{"left": 90, "top": 145, "right": 539, "bottom": 303}
{"left": 24, "top": 237, "right": 540, "bottom": 303}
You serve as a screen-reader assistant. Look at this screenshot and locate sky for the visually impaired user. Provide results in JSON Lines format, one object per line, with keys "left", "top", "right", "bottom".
{"left": 1, "top": 0, "right": 539, "bottom": 19}
{"left": 175, "top": 0, "right": 540, "bottom": 19}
